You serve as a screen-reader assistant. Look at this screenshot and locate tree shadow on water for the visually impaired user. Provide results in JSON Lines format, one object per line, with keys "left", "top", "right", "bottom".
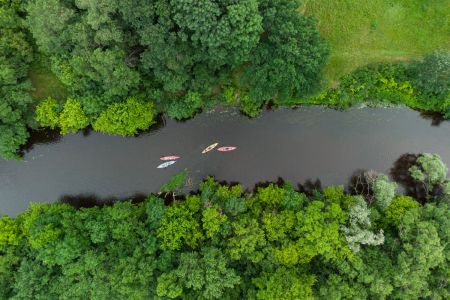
{"left": 419, "top": 111, "right": 445, "bottom": 126}
{"left": 20, "top": 128, "right": 61, "bottom": 155}
{"left": 59, "top": 193, "right": 147, "bottom": 209}
{"left": 390, "top": 153, "right": 429, "bottom": 202}
{"left": 297, "top": 179, "right": 322, "bottom": 197}
{"left": 348, "top": 169, "right": 371, "bottom": 195}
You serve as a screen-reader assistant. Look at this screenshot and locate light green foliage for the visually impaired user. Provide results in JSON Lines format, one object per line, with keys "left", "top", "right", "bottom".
{"left": 227, "top": 215, "right": 267, "bottom": 262}
{"left": 340, "top": 196, "right": 384, "bottom": 252}
{"left": 35, "top": 97, "right": 59, "bottom": 128}
{"left": 409, "top": 153, "right": 449, "bottom": 197}
{"left": 262, "top": 210, "right": 295, "bottom": 242}
{"left": 202, "top": 207, "right": 227, "bottom": 239}
{"left": 276, "top": 199, "right": 351, "bottom": 265}
{"left": 0, "top": 216, "right": 22, "bottom": 246}
{"left": 372, "top": 174, "right": 397, "bottom": 210}
{"left": 167, "top": 91, "right": 203, "bottom": 120}
{"left": 58, "top": 98, "right": 89, "bottom": 135}
{"left": 256, "top": 184, "right": 285, "bottom": 209}
{"left": 93, "top": 97, "right": 155, "bottom": 136}
{"left": 383, "top": 195, "right": 419, "bottom": 226}
{"left": 253, "top": 267, "right": 315, "bottom": 300}
{"left": 157, "top": 197, "right": 203, "bottom": 250}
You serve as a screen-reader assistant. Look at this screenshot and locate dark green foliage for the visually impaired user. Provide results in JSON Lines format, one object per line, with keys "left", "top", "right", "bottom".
{"left": 408, "top": 50, "right": 450, "bottom": 98}
{"left": 2, "top": 164, "right": 449, "bottom": 298}
{"left": 0, "top": 2, "right": 34, "bottom": 159}
{"left": 159, "top": 170, "right": 188, "bottom": 196}
{"left": 241, "top": 0, "right": 329, "bottom": 103}
{"left": 24, "top": 0, "right": 328, "bottom": 122}
{"left": 167, "top": 92, "right": 203, "bottom": 120}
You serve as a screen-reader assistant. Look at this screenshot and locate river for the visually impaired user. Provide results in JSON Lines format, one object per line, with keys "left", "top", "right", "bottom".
{"left": 1, "top": 106, "right": 449, "bottom": 216}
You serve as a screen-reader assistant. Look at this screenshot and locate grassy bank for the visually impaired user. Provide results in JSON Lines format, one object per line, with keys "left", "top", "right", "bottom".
{"left": 302, "top": 0, "right": 450, "bottom": 85}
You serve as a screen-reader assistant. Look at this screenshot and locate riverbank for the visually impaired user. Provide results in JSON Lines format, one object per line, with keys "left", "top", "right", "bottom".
{"left": 2, "top": 107, "right": 450, "bottom": 216}
{"left": 1, "top": 165, "right": 448, "bottom": 298}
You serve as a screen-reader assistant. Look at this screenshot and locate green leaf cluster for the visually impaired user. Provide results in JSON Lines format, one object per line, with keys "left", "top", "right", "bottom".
{"left": 0, "top": 2, "right": 34, "bottom": 159}
{"left": 93, "top": 97, "right": 155, "bottom": 136}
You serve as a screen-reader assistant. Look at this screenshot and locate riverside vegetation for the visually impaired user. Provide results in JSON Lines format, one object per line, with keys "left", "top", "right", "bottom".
{"left": 0, "top": 0, "right": 449, "bottom": 159}
{"left": 0, "top": 153, "right": 449, "bottom": 299}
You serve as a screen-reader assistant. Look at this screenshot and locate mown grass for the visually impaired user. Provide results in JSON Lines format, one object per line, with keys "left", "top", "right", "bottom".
{"left": 302, "top": 0, "right": 450, "bottom": 86}
{"left": 28, "top": 62, "right": 68, "bottom": 101}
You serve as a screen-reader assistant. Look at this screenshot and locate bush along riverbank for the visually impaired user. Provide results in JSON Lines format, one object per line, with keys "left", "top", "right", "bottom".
{"left": 273, "top": 51, "right": 450, "bottom": 115}
{"left": 1, "top": 153, "right": 449, "bottom": 299}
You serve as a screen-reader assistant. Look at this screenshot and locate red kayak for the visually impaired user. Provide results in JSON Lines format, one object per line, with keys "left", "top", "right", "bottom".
{"left": 160, "top": 155, "right": 180, "bottom": 161}
{"left": 217, "top": 146, "right": 237, "bottom": 152}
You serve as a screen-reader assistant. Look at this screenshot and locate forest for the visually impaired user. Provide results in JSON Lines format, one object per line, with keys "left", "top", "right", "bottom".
{"left": 1, "top": 0, "right": 449, "bottom": 159}
{"left": 1, "top": 0, "right": 449, "bottom": 298}
{"left": 0, "top": 153, "right": 449, "bottom": 299}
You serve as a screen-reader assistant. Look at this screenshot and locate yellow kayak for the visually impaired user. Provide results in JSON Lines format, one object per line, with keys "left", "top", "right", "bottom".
{"left": 202, "top": 143, "right": 219, "bottom": 154}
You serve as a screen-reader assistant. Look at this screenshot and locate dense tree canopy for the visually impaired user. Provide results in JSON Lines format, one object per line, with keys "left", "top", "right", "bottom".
{"left": 1, "top": 161, "right": 449, "bottom": 298}
{"left": 25, "top": 0, "right": 328, "bottom": 112}
{"left": 0, "top": 1, "right": 34, "bottom": 159}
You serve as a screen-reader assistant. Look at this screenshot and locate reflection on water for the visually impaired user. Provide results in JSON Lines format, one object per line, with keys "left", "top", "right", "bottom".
{"left": 59, "top": 193, "right": 148, "bottom": 209}
{"left": 419, "top": 111, "right": 445, "bottom": 126}
{"left": 20, "top": 128, "right": 61, "bottom": 154}
{"left": 1, "top": 107, "right": 450, "bottom": 216}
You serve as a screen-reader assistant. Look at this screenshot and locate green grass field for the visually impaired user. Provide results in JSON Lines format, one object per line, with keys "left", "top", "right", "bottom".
{"left": 29, "top": 62, "right": 68, "bottom": 101}
{"left": 302, "top": 0, "right": 450, "bottom": 86}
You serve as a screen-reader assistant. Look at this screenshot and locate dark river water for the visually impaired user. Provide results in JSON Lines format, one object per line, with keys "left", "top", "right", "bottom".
{"left": 1, "top": 107, "right": 449, "bottom": 216}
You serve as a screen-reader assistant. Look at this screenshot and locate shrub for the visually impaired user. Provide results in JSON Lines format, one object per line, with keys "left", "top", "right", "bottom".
{"left": 167, "top": 92, "right": 203, "bottom": 120}
{"left": 59, "top": 98, "right": 89, "bottom": 135}
{"left": 93, "top": 97, "right": 155, "bottom": 136}
{"left": 239, "top": 94, "right": 263, "bottom": 117}
{"left": 408, "top": 51, "right": 450, "bottom": 98}
{"left": 35, "top": 97, "right": 59, "bottom": 128}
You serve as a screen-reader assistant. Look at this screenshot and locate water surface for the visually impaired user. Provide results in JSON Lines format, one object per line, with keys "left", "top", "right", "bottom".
{"left": 1, "top": 107, "right": 449, "bottom": 216}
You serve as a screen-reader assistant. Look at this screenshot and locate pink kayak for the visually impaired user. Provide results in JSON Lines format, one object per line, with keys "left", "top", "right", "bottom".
{"left": 160, "top": 155, "right": 180, "bottom": 161}
{"left": 217, "top": 146, "right": 237, "bottom": 152}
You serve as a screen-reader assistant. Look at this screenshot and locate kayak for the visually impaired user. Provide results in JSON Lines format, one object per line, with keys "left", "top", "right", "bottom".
{"left": 202, "top": 143, "right": 219, "bottom": 154}
{"left": 217, "top": 146, "right": 237, "bottom": 152}
{"left": 157, "top": 161, "right": 176, "bottom": 169}
{"left": 160, "top": 155, "right": 180, "bottom": 161}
